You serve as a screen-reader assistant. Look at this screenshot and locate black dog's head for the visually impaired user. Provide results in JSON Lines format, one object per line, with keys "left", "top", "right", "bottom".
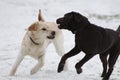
{"left": 56, "top": 11, "right": 90, "bottom": 34}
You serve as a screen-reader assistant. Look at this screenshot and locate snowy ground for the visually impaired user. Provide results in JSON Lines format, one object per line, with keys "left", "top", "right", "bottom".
{"left": 0, "top": 0, "right": 120, "bottom": 80}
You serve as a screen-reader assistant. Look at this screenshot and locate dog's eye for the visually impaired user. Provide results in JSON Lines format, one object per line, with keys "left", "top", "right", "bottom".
{"left": 42, "top": 28, "right": 46, "bottom": 31}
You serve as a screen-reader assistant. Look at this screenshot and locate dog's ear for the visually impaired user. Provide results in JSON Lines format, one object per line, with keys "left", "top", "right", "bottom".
{"left": 65, "top": 11, "right": 74, "bottom": 20}
{"left": 38, "top": 9, "right": 45, "bottom": 22}
{"left": 28, "top": 23, "right": 38, "bottom": 31}
{"left": 73, "top": 12, "right": 89, "bottom": 25}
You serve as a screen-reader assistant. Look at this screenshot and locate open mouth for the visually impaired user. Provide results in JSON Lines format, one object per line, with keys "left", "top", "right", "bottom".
{"left": 47, "top": 36, "right": 55, "bottom": 39}
{"left": 57, "top": 24, "right": 62, "bottom": 29}
{"left": 57, "top": 24, "right": 60, "bottom": 29}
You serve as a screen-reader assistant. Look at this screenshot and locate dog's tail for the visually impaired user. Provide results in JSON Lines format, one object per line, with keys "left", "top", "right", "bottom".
{"left": 38, "top": 9, "right": 45, "bottom": 22}
{"left": 116, "top": 25, "right": 120, "bottom": 33}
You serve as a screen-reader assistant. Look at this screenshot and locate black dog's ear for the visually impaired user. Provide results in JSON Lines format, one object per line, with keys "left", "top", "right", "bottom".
{"left": 73, "top": 12, "right": 88, "bottom": 23}
{"left": 64, "top": 11, "right": 74, "bottom": 20}
{"left": 73, "top": 12, "right": 90, "bottom": 27}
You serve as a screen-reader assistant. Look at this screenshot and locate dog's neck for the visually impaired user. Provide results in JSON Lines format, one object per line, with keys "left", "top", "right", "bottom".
{"left": 73, "top": 22, "right": 90, "bottom": 34}
{"left": 29, "top": 37, "right": 40, "bottom": 45}
{"left": 72, "top": 26, "right": 86, "bottom": 34}
{"left": 28, "top": 31, "right": 44, "bottom": 45}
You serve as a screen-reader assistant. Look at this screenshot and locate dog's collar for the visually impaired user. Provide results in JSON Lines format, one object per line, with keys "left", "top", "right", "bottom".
{"left": 30, "top": 37, "right": 39, "bottom": 45}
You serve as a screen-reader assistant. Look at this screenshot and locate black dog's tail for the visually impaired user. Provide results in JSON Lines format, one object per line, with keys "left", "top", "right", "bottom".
{"left": 116, "top": 25, "right": 120, "bottom": 33}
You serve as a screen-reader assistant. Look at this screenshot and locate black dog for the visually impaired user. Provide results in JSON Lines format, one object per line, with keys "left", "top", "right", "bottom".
{"left": 56, "top": 12, "right": 120, "bottom": 80}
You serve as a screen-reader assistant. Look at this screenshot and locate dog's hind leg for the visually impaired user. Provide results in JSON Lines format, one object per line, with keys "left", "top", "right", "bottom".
{"left": 9, "top": 53, "right": 24, "bottom": 76}
{"left": 99, "top": 52, "right": 108, "bottom": 77}
{"left": 102, "top": 51, "right": 119, "bottom": 80}
{"left": 30, "top": 55, "right": 45, "bottom": 75}
{"left": 75, "top": 54, "right": 95, "bottom": 74}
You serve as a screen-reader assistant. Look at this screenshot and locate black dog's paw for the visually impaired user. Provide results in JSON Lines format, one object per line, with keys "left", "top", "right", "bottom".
{"left": 101, "top": 73, "right": 106, "bottom": 77}
{"left": 57, "top": 63, "right": 65, "bottom": 73}
{"left": 76, "top": 68, "right": 82, "bottom": 74}
{"left": 102, "top": 78, "right": 108, "bottom": 80}
{"left": 75, "top": 63, "right": 82, "bottom": 74}
{"left": 102, "top": 76, "right": 109, "bottom": 80}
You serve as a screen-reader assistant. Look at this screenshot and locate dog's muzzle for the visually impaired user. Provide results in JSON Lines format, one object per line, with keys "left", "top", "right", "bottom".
{"left": 47, "top": 31, "right": 56, "bottom": 39}
{"left": 56, "top": 18, "right": 63, "bottom": 29}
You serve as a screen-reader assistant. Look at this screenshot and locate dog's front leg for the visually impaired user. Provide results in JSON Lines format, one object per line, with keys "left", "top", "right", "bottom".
{"left": 30, "top": 55, "right": 45, "bottom": 75}
{"left": 9, "top": 53, "right": 24, "bottom": 76}
{"left": 58, "top": 46, "right": 81, "bottom": 73}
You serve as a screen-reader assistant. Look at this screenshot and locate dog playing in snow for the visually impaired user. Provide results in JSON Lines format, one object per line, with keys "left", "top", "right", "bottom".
{"left": 9, "top": 10, "right": 67, "bottom": 76}
{"left": 56, "top": 11, "right": 120, "bottom": 80}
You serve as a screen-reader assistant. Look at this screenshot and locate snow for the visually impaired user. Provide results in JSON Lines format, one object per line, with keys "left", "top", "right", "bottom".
{"left": 0, "top": 0, "right": 120, "bottom": 80}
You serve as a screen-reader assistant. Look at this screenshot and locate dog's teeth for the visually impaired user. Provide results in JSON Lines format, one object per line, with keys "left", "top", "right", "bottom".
{"left": 57, "top": 24, "right": 60, "bottom": 26}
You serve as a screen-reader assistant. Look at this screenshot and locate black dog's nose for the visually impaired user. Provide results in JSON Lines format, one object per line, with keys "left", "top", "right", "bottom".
{"left": 56, "top": 18, "right": 62, "bottom": 24}
{"left": 56, "top": 19, "right": 59, "bottom": 24}
{"left": 51, "top": 31, "right": 55, "bottom": 35}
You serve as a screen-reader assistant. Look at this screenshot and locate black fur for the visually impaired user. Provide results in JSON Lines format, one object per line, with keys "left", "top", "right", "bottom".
{"left": 56, "top": 11, "right": 120, "bottom": 80}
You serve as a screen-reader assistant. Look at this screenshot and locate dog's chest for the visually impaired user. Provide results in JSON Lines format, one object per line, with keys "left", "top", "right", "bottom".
{"left": 28, "top": 40, "right": 50, "bottom": 59}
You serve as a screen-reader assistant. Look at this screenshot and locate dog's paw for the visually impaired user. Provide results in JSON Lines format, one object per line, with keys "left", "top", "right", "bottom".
{"left": 9, "top": 71, "right": 15, "bottom": 76}
{"left": 9, "top": 73, "right": 15, "bottom": 76}
{"left": 101, "top": 72, "right": 106, "bottom": 77}
{"left": 30, "top": 68, "right": 38, "bottom": 75}
{"left": 75, "top": 63, "right": 82, "bottom": 74}
{"left": 57, "top": 63, "right": 65, "bottom": 73}
{"left": 102, "top": 77, "right": 109, "bottom": 80}
{"left": 30, "top": 70, "right": 35, "bottom": 75}
{"left": 102, "top": 76, "right": 109, "bottom": 80}
{"left": 76, "top": 68, "right": 82, "bottom": 74}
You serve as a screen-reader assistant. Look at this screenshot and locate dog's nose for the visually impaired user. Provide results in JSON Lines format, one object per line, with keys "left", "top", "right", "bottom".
{"left": 56, "top": 19, "right": 59, "bottom": 24}
{"left": 51, "top": 31, "right": 55, "bottom": 36}
{"left": 56, "top": 18, "right": 62, "bottom": 24}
